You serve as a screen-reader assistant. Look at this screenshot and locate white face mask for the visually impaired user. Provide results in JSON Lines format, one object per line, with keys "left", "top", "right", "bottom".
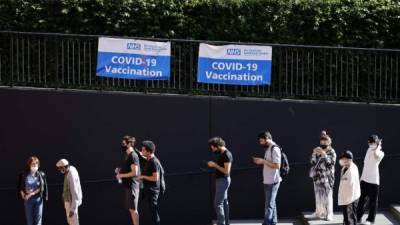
{"left": 30, "top": 166, "right": 38, "bottom": 173}
{"left": 369, "top": 143, "right": 377, "bottom": 148}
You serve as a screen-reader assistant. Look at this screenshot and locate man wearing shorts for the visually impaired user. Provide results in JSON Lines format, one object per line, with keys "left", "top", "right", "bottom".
{"left": 116, "top": 136, "right": 141, "bottom": 225}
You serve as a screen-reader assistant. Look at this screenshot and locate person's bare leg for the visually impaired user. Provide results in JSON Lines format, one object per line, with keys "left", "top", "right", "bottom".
{"left": 129, "top": 209, "right": 139, "bottom": 225}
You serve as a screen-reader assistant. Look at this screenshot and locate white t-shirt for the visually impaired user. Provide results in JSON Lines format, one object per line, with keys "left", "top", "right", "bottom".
{"left": 263, "top": 141, "right": 282, "bottom": 184}
{"left": 360, "top": 146, "right": 384, "bottom": 185}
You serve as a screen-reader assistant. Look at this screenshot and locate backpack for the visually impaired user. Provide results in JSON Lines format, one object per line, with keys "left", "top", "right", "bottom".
{"left": 154, "top": 157, "right": 166, "bottom": 195}
{"left": 270, "top": 145, "right": 290, "bottom": 177}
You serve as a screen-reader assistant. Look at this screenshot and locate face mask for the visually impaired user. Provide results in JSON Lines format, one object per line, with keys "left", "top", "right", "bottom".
{"left": 30, "top": 166, "right": 38, "bottom": 173}
{"left": 59, "top": 167, "right": 66, "bottom": 174}
{"left": 121, "top": 144, "right": 127, "bottom": 152}
{"left": 369, "top": 143, "right": 377, "bottom": 148}
{"left": 320, "top": 144, "right": 328, "bottom": 149}
{"left": 339, "top": 159, "right": 345, "bottom": 166}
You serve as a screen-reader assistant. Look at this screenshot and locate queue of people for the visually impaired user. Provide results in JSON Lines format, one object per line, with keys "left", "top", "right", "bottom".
{"left": 308, "top": 132, "right": 384, "bottom": 225}
{"left": 17, "top": 132, "right": 384, "bottom": 225}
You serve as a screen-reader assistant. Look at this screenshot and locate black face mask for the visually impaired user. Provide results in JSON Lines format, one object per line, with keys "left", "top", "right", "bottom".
{"left": 320, "top": 144, "right": 328, "bottom": 149}
{"left": 121, "top": 145, "right": 127, "bottom": 152}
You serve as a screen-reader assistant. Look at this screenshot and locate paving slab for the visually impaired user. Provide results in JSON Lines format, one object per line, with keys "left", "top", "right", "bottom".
{"left": 302, "top": 211, "right": 399, "bottom": 225}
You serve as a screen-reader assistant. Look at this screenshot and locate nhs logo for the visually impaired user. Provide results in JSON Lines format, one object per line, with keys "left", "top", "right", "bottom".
{"left": 127, "top": 43, "right": 141, "bottom": 50}
{"left": 226, "top": 48, "right": 241, "bottom": 55}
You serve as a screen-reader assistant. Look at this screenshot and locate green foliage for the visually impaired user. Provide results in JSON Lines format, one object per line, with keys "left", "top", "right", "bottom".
{"left": 1, "top": 0, "right": 400, "bottom": 48}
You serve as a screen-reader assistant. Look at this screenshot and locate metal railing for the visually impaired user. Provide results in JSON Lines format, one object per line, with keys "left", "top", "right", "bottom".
{"left": 1, "top": 31, "right": 400, "bottom": 103}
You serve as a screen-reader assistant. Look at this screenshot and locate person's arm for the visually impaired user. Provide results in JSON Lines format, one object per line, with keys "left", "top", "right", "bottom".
{"left": 210, "top": 162, "right": 232, "bottom": 175}
{"left": 374, "top": 150, "right": 384, "bottom": 160}
{"left": 139, "top": 160, "right": 159, "bottom": 182}
{"left": 117, "top": 164, "right": 138, "bottom": 178}
{"left": 321, "top": 149, "right": 336, "bottom": 167}
{"left": 20, "top": 190, "right": 26, "bottom": 200}
{"left": 310, "top": 148, "right": 319, "bottom": 165}
{"left": 23, "top": 188, "right": 41, "bottom": 201}
{"left": 374, "top": 143, "right": 384, "bottom": 160}
{"left": 263, "top": 160, "right": 280, "bottom": 169}
{"left": 42, "top": 172, "right": 48, "bottom": 201}
{"left": 140, "top": 172, "right": 159, "bottom": 182}
{"left": 68, "top": 169, "right": 81, "bottom": 215}
{"left": 17, "top": 173, "right": 25, "bottom": 200}
{"left": 254, "top": 147, "right": 281, "bottom": 169}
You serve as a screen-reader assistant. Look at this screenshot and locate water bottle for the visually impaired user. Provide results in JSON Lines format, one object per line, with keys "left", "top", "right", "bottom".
{"left": 115, "top": 168, "right": 122, "bottom": 184}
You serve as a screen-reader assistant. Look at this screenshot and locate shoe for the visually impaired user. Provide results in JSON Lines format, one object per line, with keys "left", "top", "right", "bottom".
{"left": 325, "top": 217, "right": 333, "bottom": 221}
{"left": 308, "top": 212, "right": 322, "bottom": 219}
{"left": 362, "top": 221, "right": 373, "bottom": 225}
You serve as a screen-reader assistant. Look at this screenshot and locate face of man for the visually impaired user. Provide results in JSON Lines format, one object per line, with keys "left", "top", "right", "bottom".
{"left": 121, "top": 140, "right": 129, "bottom": 152}
{"left": 57, "top": 166, "right": 67, "bottom": 174}
{"left": 210, "top": 145, "right": 219, "bottom": 153}
{"left": 259, "top": 138, "right": 267, "bottom": 146}
{"left": 141, "top": 146, "right": 150, "bottom": 158}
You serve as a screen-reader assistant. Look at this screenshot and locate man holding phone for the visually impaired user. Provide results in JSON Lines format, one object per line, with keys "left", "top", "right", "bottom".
{"left": 253, "top": 131, "right": 282, "bottom": 225}
{"left": 356, "top": 135, "right": 385, "bottom": 225}
{"left": 207, "top": 137, "right": 233, "bottom": 225}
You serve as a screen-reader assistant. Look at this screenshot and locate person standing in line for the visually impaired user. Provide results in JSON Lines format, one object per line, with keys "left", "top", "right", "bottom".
{"left": 253, "top": 131, "right": 282, "bottom": 225}
{"left": 56, "top": 159, "right": 83, "bottom": 225}
{"left": 356, "top": 135, "right": 384, "bottom": 225}
{"left": 207, "top": 137, "right": 233, "bottom": 225}
{"left": 338, "top": 151, "right": 361, "bottom": 225}
{"left": 309, "top": 131, "right": 336, "bottom": 221}
{"left": 115, "top": 135, "right": 141, "bottom": 225}
{"left": 137, "top": 140, "right": 163, "bottom": 225}
{"left": 18, "top": 156, "right": 48, "bottom": 225}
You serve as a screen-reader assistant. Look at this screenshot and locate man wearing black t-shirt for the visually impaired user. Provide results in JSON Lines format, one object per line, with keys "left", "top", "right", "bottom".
{"left": 115, "top": 136, "right": 141, "bottom": 225}
{"left": 138, "top": 140, "right": 162, "bottom": 225}
{"left": 207, "top": 137, "right": 233, "bottom": 225}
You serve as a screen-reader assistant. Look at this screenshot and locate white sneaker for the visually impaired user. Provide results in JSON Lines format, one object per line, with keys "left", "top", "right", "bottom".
{"left": 362, "top": 221, "right": 373, "bottom": 225}
{"left": 308, "top": 212, "right": 322, "bottom": 219}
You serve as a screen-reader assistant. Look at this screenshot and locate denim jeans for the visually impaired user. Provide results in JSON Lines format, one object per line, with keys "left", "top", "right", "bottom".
{"left": 24, "top": 195, "right": 43, "bottom": 225}
{"left": 263, "top": 182, "right": 280, "bottom": 225}
{"left": 215, "top": 177, "right": 231, "bottom": 225}
{"left": 143, "top": 190, "right": 161, "bottom": 225}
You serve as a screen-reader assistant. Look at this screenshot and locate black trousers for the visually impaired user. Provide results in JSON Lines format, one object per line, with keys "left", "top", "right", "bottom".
{"left": 356, "top": 181, "right": 379, "bottom": 223}
{"left": 342, "top": 200, "right": 358, "bottom": 225}
{"left": 143, "top": 190, "right": 161, "bottom": 225}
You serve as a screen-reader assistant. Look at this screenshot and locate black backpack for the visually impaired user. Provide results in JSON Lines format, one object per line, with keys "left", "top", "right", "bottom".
{"left": 154, "top": 157, "right": 166, "bottom": 195}
{"left": 271, "top": 145, "right": 290, "bottom": 177}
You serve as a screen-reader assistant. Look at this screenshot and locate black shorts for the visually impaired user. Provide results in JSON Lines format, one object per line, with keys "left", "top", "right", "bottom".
{"left": 123, "top": 187, "right": 139, "bottom": 210}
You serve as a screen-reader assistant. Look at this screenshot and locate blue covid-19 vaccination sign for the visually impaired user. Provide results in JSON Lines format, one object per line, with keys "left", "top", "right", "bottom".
{"left": 197, "top": 43, "right": 272, "bottom": 85}
{"left": 96, "top": 37, "right": 171, "bottom": 80}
